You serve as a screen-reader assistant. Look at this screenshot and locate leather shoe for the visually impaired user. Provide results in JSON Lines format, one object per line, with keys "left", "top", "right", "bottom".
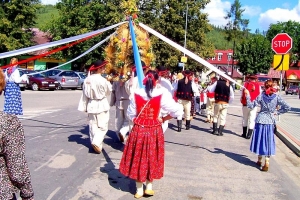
{"left": 92, "top": 144, "right": 101, "bottom": 154}
{"left": 145, "top": 189, "right": 154, "bottom": 196}
{"left": 118, "top": 132, "right": 125, "bottom": 143}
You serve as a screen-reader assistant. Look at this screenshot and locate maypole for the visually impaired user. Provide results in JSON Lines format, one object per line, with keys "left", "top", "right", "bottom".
{"left": 104, "top": 0, "right": 155, "bottom": 86}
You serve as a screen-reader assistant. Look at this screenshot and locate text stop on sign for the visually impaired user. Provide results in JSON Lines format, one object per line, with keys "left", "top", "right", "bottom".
{"left": 273, "top": 40, "right": 290, "bottom": 48}
{"left": 272, "top": 33, "right": 293, "bottom": 54}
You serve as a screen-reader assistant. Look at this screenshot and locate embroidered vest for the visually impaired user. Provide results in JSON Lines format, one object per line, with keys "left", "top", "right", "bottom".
{"left": 215, "top": 80, "right": 230, "bottom": 103}
{"left": 133, "top": 94, "right": 162, "bottom": 127}
{"left": 176, "top": 78, "right": 193, "bottom": 100}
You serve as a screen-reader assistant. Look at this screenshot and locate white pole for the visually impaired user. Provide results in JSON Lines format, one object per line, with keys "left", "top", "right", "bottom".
{"left": 278, "top": 70, "right": 283, "bottom": 122}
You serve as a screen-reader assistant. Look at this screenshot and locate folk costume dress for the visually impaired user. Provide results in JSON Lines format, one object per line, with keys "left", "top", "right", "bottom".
{"left": 119, "top": 87, "right": 183, "bottom": 182}
{"left": 246, "top": 92, "right": 290, "bottom": 156}
{"left": 4, "top": 67, "right": 27, "bottom": 115}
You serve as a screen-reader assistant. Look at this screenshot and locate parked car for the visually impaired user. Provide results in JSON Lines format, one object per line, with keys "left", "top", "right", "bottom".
{"left": 75, "top": 72, "right": 87, "bottom": 89}
{"left": 285, "top": 85, "right": 299, "bottom": 95}
{"left": 43, "top": 69, "right": 79, "bottom": 90}
{"left": 26, "top": 71, "right": 59, "bottom": 91}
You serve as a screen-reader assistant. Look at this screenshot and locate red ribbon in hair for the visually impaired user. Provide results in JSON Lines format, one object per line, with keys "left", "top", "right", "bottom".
{"left": 143, "top": 73, "right": 156, "bottom": 86}
{"left": 89, "top": 61, "right": 108, "bottom": 71}
{"left": 157, "top": 70, "right": 168, "bottom": 77}
{"left": 265, "top": 87, "right": 276, "bottom": 95}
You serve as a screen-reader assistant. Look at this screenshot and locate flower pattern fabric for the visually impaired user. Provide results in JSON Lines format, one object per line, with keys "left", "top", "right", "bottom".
{"left": 0, "top": 111, "right": 34, "bottom": 199}
{"left": 3, "top": 82, "right": 23, "bottom": 115}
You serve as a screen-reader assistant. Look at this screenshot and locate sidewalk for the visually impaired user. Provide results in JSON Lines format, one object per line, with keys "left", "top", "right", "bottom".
{"left": 276, "top": 92, "right": 300, "bottom": 157}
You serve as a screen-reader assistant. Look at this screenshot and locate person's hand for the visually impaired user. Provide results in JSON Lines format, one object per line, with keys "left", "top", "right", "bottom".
{"left": 244, "top": 89, "right": 249, "bottom": 96}
{"left": 158, "top": 117, "right": 163, "bottom": 123}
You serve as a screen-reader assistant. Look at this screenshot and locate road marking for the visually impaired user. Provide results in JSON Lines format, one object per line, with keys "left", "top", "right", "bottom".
{"left": 18, "top": 109, "right": 62, "bottom": 120}
{"left": 49, "top": 128, "right": 63, "bottom": 133}
{"left": 34, "top": 149, "right": 63, "bottom": 171}
{"left": 46, "top": 187, "right": 61, "bottom": 200}
{"left": 29, "top": 136, "right": 42, "bottom": 141}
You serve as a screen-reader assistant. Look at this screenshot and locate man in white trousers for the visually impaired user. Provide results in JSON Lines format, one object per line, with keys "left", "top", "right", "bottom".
{"left": 240, "top": 74, "right": 261, "bottom": 139}
{"left": 78, "top": 60, "right": 112, "bottom": 153}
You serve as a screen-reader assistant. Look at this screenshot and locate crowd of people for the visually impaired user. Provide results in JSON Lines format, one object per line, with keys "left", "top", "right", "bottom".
{"left": 77, "top": 60, "right": 291, "bottom": 198}
{"left": 0, "top": 57, "right": 291, "bottom": 199}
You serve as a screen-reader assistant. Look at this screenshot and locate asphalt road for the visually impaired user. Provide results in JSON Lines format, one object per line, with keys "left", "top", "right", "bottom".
{"left": 0, "top": 89, "right": 299, "bottom": 200}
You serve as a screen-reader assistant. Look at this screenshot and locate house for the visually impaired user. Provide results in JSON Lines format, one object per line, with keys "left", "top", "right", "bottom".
{"left": 206, "top": 49, "right": 243, "bottom": 87}
{"left": 1, "top": 28, "right": 71, "bottom": 71}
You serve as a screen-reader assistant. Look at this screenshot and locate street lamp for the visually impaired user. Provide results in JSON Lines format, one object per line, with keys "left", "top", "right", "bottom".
{"left": 183, "top": 3, "right": 188, "bottom": 71}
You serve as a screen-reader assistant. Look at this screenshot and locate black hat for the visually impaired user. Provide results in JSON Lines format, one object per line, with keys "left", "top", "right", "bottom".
{"left": 183, "top": 70, "right": 192, "bottom": 76}
{"left": 132, "top": 60, "right": 148, "bottom": 71}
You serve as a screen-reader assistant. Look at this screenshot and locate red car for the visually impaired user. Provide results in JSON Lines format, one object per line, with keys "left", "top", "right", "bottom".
{"left": 27, "top": 72, "right": 59, "bottom": 91}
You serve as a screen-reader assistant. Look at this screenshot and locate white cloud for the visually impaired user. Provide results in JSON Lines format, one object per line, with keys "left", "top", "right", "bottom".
{"left": 259, "top": 1, "right": 300, "bottom": 30}
{"left": 242, "top": 5, "right": 261, "bottom": 17}
{"left": 41, "top": 0, "right": 59, "bottom": 5}
{"left": 202, "top": 0, "right": 231, "bottom": 27}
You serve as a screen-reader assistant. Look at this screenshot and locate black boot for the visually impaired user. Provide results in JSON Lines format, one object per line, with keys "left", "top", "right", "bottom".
{"left": 177, "top": 120, "right": 182, "bottom": 132}
{"left": 246, "top": 129, "right": 253, "bottom": 139}
{"left": 218, "top": 125, "right": 225, "bottom": 136}
{"left": 212, "top": 123, "right": 217, "bottom": 135}
{"left": 186, "top": 120, "right": 191, "bottom": 130}
{"left": 242, "top": 127, "right": 247, "bottom": 138}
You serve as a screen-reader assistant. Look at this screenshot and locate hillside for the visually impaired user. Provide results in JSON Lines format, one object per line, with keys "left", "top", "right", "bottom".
{"left": 35, "top": 5, "right": 231, "bottom": 50}
{"left": 35, "top": 5, "right": 59, "bottom": 29}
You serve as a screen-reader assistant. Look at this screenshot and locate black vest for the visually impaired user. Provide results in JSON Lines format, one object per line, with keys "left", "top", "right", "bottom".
{"left": 215, "top": 80, "right": 230, "bottom": 103}
{"left": 176, "top": 78, "right": 193, "bottom": 101}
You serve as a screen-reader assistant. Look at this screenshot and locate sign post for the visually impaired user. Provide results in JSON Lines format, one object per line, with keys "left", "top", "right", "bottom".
{"left": 271, "top": 33, "right": 293, "bottom": 122}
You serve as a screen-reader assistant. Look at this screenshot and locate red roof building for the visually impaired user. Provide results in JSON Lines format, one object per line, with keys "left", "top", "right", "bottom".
{"left": 207, "top": 49, "right": 242, "bottom": 79}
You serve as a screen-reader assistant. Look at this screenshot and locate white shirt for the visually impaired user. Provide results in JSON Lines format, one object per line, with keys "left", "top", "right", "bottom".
{"left": 127, "top": 87, "right": 183, "bottom": 121}
{"left": 158, "top": 77, "right": 174, "bottom": 95}
{"left": 5, "top": 68, "right": 27, "bottom": 83}
{"left": 78, "top": 74, "right": 112, "bottom": 114}
{"left": 208, "top": 81, "right": 234, "bottom": 104}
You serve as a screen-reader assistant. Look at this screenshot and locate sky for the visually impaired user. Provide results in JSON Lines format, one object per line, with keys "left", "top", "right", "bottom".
{"left": 41, "top": 0, "right": 300, "bottom": 32}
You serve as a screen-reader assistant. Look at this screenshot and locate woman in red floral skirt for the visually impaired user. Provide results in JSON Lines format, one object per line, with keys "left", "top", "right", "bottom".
{"left": 119, "top": 70, "right": 183, "bottom": 198}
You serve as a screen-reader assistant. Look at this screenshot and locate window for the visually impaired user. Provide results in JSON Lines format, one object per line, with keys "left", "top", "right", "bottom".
{"left": 212, "top": 56, "right": 216, "bottom": 60}
{"left": 227, "top": 53, "right": 232, "bottom": 61}
{"left": 217, "top": 53, "right": 223, "bottom": 61}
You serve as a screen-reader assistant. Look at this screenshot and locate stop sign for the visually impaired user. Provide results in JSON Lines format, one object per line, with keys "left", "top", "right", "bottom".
{"left": 272, "top": 33, "right": 293, "bottom": 54}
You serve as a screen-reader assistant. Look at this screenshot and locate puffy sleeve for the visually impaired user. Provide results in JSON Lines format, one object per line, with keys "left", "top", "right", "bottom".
{"left": 78, "top": 82, "right": 88, "bottom": 112}
{"left": 11, "top": 69, "right": 27, "bottom": 83}
{"left": 105, "top": 79, "right": 112, "bottom": 96}
{"left": 4, "top": 116, "right": 34, "bottom": 199}
{"left": 127, "top": 95, "right": 137, "bottom": 121}
{"left": 160, "top": 89, "right": 183, "bottom": 118}
{"left": 246, "top": 94, "right": 261, "bottom": 109}
{"left": 276, "top": 95, "right": 291, "bottom": 115}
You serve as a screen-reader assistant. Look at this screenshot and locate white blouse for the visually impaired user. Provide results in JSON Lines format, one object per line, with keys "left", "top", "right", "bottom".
{"left": 127, "top": 86, "right": 184, "bottom": 121}
{"left": 5, "top": 68, "right": 28, "bottom": 83}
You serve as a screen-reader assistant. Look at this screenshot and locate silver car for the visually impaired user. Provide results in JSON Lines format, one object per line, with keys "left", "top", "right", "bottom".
{"left": 44, "top": 69, "right": 79, "bottom": 90}
{"left": 75, "top": 72, "right": 87, "bottom": 89}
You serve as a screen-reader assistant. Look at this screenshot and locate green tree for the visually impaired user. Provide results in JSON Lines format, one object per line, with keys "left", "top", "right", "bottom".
{"left": 266, "top": 20, "right": 300, "bottom": 61}
{"left": 44, "top": 0, "right": 124, "bottom": 68}
{"left": 138, "top": 0, "right": 215, "bottom": 72}
{"left": 0, "top": 0, "right": 41, "bottom": 53}
{"left": 224, "top": 0, "right": 249, "bottom": 74}
{"left": 235, "top": 34, "right": 273, "bottom": 75}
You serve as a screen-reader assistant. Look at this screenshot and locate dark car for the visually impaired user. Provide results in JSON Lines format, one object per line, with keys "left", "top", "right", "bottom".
{"left": 286, "top": 85, "right": 299, "bottom": 95}
{"left": 27, "top": 71, "right": 59, "bottom": 91}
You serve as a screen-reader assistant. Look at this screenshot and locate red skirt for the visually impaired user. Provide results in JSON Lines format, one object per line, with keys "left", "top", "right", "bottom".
{"left": 119, "top": 124, "right": 164, "bottom": 182}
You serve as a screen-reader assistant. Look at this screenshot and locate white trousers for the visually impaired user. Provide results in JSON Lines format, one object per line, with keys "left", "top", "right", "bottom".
{"left": 242, "top": 106, "right": 257, "bottom": 129}
{"left": 213, "top": 103, "right": 229, "bottom": 126}
{"left": 88, "top": 111, "right": 109, "bottom": 148}
{"left": 177, "top": 99, "right": 191, "bottom": 120}
{"left": 115, "top": 107, "right": 129, "bottom": 137}
{"left": 206, "top": 98, "right": 215, "bottom": 120}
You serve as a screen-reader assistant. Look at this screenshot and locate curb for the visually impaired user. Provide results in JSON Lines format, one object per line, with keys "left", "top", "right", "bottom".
{"left": 275, "top": 126, "right": 300, "bottom": 157}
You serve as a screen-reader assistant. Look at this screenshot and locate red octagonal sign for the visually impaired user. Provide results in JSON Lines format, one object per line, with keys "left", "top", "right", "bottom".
{"left": 272, "top": 33, "right": 293, "bottom": 54}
